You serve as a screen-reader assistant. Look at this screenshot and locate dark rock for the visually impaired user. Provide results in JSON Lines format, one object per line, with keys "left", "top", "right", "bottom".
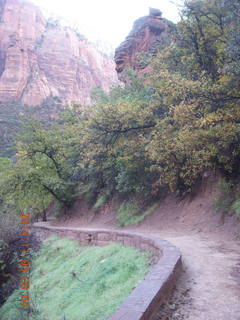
{"left": 149, "top": 7, "right": 162, "bottom": 17}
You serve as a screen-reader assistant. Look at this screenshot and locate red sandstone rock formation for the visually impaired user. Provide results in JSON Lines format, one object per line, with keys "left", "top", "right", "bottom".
{"left": 114, "top": 8, "right": 174, "bottom": 82}
{"left": 0, "top": 0, "right": 118, "bottom": 106}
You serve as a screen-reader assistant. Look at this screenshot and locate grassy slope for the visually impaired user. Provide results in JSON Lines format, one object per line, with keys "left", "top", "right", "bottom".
{"left": 0, "top": 235, "right": 150, "bottom": 320}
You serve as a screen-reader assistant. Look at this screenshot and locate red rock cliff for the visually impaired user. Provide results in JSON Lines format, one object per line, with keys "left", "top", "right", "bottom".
{"left": 0, "top": 0, "right": 118, "bottom": 106}
{"left": 114, "top": 8, "right": 175, "bottom": 82}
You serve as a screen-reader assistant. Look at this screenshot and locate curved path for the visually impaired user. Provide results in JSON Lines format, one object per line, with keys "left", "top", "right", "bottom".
{"left": 35, "top": 223, "right": 240, "bottom": 320}
{"left": 137, "top": 229, "right": 240, "bottom": 320}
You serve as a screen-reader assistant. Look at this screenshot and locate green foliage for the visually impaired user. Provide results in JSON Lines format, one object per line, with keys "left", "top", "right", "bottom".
{"left": 231, "top": 199, "right": 240, "bottom": 218}
{"left": 0, "top": 236, "right": 150, "bottom": 320}
{"left": 0, "top": 240, "right": 8, "bottom": 278}
{"left": 0, "top": 110, "right": 86, "bottom": 215}
{"left": 136, "top": 52, "right": 153, "bottom": 69}
{"left": 0, "top": 99, "right": 65, "bottom": 158}
{"left": 0, "top": 204, "right": 21, "bottom": 305}
{"left": 141, "top": 0, "right": 240, "bottom": 195}
{"left": 0, "top": 204, "right": 19, "bottom": 242}
{"left": 213, "top": 181, "right": 234, "bottom": 213}
{"left": 117, "top": 201, "right": 140, "bottom": 227}
{"left": 117, "top": 201, "right": 159, "bottom": 227}
{"left": 0, "top": 157, "right": 53, "bottom": 218}
{"left": 213, "top": 179, "right": 240, "bottom": 219}
{"left": 93, "top": 192, "right": 110, "bottom": 210}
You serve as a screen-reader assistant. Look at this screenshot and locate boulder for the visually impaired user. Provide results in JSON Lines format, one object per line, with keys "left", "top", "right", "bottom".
{"left": 149, "top": 7, "right": 162, "bottom": 17}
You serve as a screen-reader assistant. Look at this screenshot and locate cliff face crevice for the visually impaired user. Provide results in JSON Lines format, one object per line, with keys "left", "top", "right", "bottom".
{"left": 114, "top": 8, "right": 175, "bottom": 82}
{"left": 0, "top": 0, "right": 118, "bottom": 106}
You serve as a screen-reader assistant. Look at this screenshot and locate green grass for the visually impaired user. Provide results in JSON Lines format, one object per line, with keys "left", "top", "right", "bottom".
{"left": 213, "top": 181, "right": 234, "bottom": 214}
{"left": 231, "top": 198, "right": 240, "bottom": 219}
{"left": 93, "top": 193, "right": 109, "bottom": 210}
{"left": 117, "top": 201, "right": 159, "bottom": 227}
{"left": 0, "top": 235, "right": 151, "bottom": 320}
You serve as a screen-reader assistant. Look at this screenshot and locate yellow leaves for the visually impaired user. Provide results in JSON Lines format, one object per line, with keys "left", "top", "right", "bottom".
{"left": 218, "top": 74, "right": 232, "bottom": 85}
{"left": 173, "top": 103, "right": 198, "bottom": 126}
{"left": 146, "top": 90, "right": 240, "bottom": 191}
{"left": 200, "top": 113, "right": 219, "bottom": 127}
{"left": 16, "top": 149, "right": 28, "bottom": 160}
{"left": 200, "top": 105, "right": 240, "bottom": 128}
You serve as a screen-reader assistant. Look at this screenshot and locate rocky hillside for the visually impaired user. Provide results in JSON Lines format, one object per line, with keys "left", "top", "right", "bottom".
{"left": 0, "top": 0, "right": 118, "bottom": 106}
{"left": 114, "top": 8, "right": 175, "bottom": 82}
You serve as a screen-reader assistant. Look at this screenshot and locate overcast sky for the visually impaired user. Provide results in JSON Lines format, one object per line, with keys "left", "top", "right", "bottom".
{"left": 31, "top": 0, "right": 181, "bottom": 51}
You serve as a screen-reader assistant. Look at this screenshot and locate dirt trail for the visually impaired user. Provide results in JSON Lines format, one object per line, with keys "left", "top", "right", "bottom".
{"left": 143, "top": 230, "right": 240, "bottom": 320}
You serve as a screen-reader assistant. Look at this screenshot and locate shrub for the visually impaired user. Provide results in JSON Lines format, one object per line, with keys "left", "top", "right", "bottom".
{"left": 117, "top": 200, "right": 159, "bottom": 227}
{"left": 117, "top": 201, "right": 140, "bottom": 227}
{"left": 93, "top": 192, "right": 109, "bottom": 210}
{"left": 0, "top": 205, "right": 22, "bottom": 305}
{"left": 213, "top": 181, "right": 234, "bottom": 214}
{"left": 231, "top": 199, "right": 240, "bottom": 219}
{"left": 0, "top": 206, "right": 19, "bottom": 242}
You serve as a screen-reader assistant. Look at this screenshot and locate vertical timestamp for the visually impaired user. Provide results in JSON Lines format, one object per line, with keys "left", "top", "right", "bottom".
{"left": 19, "top": 211, "right": 31, "bottom": 310}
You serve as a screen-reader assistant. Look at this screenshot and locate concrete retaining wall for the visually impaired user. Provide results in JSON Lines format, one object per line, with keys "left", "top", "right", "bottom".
{"left": 33, "top": 225, "right": 182, "bottom": 320}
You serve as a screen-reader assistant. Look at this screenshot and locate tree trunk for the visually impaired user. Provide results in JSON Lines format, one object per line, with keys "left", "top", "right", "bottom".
{"left": 42, "top": 210, "right": 47, "bottom": 222}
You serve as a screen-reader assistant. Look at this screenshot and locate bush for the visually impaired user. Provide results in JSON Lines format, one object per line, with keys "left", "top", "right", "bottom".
{"left": 213, "top": 181, "right": 234, "bottom": 214}
{"left": 93, "top": 192, "right": 109, "bottom": 210}
{"left": 0, "top": 205, "right": 21, "bottom": 305}
{"left": 117, "top": 201, "right": 140, "bottom": 227}
{"left": 0, "top": 205, "right": 19, "bottom": 243}
{"left": 117, "top": 200, "right": 159, "bottom": 227}
{"left": 0, "top": 241, "right": 8, "bottom": 279}
{"left": 231, "top": 199, "right": 240, "bottom": 219}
